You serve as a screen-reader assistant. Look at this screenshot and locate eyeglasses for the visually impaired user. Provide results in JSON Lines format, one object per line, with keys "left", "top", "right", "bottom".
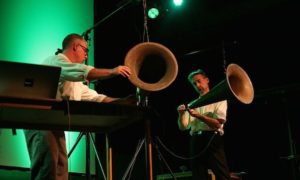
{"left": 78, "top": 44, "right": 89, "bottom": 53}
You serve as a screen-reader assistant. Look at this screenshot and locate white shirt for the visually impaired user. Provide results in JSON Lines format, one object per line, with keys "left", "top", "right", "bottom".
{"left": 43, "top": 53, "right": 107, "bottom": 102}
{"left": 183, "top": 100, "right": 227, "bottom": 135}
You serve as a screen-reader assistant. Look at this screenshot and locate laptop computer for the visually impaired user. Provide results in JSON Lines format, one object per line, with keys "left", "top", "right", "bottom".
{"left": 0, "top": 60, "right": 61, "bottom": 102}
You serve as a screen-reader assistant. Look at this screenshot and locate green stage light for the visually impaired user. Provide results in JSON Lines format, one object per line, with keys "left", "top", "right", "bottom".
{"left": 173, "top": 0, "right": 183, "bottom": 6}
{"left": 148, "top": 7, "right": 159, "bottom": 19}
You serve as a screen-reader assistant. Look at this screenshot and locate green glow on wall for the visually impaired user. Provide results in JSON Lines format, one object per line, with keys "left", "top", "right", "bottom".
{"left": 0, "top": 129, "right": 29, "bottom": 167}
{"left": 0, "top": 0, "right": 96, "bottom": 174}
{"left": 0, "top": 0, "right": 94, "bottom": 65}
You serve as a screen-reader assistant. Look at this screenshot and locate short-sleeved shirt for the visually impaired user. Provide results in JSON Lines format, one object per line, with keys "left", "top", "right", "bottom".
{"left": 184, "top": 100, "right": 227, "bottom": 135}
{"left": 43, "top": 53, "right": 107, "bottom": 102}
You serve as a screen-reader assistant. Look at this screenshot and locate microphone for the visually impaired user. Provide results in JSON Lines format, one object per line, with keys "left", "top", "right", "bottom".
{"left": 82, "top": 30, "right": 91, "bottom": 41}
{"left": 55, "top": 48, "right": 63, "bottom": 55}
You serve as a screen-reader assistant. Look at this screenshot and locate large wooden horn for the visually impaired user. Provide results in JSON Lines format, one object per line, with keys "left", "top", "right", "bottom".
{"left": 125, "top": 42, "right": 178, "bottom": 92}
{"left": 188, "top": 63, "right": 254, "bottom": 109}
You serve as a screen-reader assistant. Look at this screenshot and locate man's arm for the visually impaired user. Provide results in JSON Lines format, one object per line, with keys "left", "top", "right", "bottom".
{"left": 101, "top": 96, "right": 120, "bottom": 103}
{"left": 187, "top": 109, "right": 224, "bottom": 130}
{"left": 87, "top": 65, "right": 131, "bottom": 81}
{"left": 177, "top": 104, "right": 189, "bottom": 131}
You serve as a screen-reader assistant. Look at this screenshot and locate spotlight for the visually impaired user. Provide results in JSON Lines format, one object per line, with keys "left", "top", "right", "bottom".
{"left": 173, "top": 0, "right": 183, "bottom": 6}
{"left": 148, "top": 7, "right": 160, "bottom": 19}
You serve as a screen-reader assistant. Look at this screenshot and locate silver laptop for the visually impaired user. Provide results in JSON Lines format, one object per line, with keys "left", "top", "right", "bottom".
{"left": 0, "top": 60, "right": 61, "bottom": 101}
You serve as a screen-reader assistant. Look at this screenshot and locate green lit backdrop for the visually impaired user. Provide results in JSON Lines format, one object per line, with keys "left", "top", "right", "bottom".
{"left": 0, "top": 0, "right": 95, "bottom": 174}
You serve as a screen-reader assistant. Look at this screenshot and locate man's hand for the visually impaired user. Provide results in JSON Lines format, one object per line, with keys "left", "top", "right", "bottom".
{"left": 187, "top": 108, "right": 201, "bottom": 118}
{"left": 112, "top": 65, "right": 131, "bottom": 78}
{"left": 177, "top": 104, "right": 187, "bottom": 115}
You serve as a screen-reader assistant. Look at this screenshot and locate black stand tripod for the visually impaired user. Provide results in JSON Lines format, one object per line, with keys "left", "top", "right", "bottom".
{"left": 280, "top": 97, "right": 299, "bottom": 180}
{"left": 122, "top": 90, "right": 176, "bottom": 180}
{"left": 122, "top": 136, "right": 177, "bottom": 180}
{"left": 68, "top": 132, "right": 107, "bottom": 180}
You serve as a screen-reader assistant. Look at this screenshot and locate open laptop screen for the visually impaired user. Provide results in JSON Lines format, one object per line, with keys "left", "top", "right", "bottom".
{"left": 0, "top": 60, "right": 61, "bottom": 101}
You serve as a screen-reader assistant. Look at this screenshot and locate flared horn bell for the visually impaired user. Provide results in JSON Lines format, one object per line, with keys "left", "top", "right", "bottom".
{"left": 188, "top": 63, "right": 254, "bottom": 109}
{"left": 125, "top": 42, "right": 178, "bottom": 92}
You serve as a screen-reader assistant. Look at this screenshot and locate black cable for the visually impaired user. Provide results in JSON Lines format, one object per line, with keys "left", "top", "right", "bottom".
{"left": 155, "top": 133, "right": 217, "bottom": 160}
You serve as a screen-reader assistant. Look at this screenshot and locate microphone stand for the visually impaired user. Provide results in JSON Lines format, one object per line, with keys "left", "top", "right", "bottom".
{"left": 82, "top": 0, "right": 134, "bottom": 41}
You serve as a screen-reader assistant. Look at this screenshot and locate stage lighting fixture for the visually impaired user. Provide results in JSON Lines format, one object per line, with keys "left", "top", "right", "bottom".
{"left": 173, "top": 0, "right": 183, "bottom": 6}
{"left": 148, "top": 7, "right": 159, "bottom": 19}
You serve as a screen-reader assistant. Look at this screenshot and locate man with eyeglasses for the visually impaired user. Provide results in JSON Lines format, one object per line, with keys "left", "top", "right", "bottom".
{"left": 24, "top": 33, "right": 132, "bottom": 180}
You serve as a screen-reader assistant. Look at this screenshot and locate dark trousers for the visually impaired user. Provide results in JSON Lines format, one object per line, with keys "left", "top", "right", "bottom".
{"left": 190, "top": 131, "right": 231, "bottom": 180}
{"left": 24, "top": 130, "right": 68, "bottom": 180}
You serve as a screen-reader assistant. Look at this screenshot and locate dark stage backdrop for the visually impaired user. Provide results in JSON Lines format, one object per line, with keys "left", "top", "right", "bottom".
{"left": 93, "top": 0, "right": 299, "bottom": 179}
